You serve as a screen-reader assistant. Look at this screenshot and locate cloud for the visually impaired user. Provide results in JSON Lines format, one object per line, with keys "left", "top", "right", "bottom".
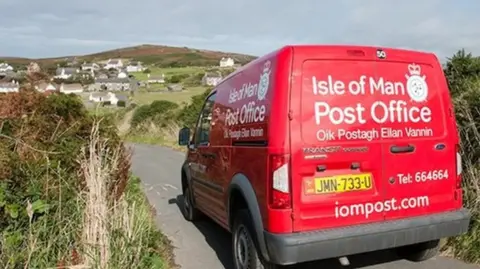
{"left": 0, "top": 0, "right": 479, "bottom": 60}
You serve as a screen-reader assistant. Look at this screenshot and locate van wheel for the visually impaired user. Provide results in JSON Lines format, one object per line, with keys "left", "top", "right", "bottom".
{"left": 232, "top": 209, "right": 278, "bottom": 269}
{"left": 182, "top": 184, "right": 201, "bottom": 221}
{"left": 397, "top": 240, "right": 440, "bottom": 262}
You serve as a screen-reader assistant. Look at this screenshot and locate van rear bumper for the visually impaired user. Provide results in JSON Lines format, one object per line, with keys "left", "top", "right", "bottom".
{"left": 263, "top": 209, "right": 470, "bottom": 265}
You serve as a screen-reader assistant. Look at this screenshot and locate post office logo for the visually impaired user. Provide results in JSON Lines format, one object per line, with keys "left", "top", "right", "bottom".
{"left": 405, "top": 63, "right": 428, "bottom": 103}
{"left": 257, "top": 60, "right": 271, "bottom": 101}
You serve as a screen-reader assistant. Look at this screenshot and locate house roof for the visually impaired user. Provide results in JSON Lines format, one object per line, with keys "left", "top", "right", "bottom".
{"left": 107, "top": 59, "right": 121, "bottom": 64}
{"left": 0, "top": 63, "right": 11, "bottom": 68}
{"left": 82, "top": 63, "right": 97, "bottom": 67}
{"left": 61, "top": 83, "right": 83, "bottom": 90}
{"left": 91, "top": 92, "right": 109, "bottom": 98}
{"left": 116, "top": 95, "right": 128, "bottom": 101}
{"left": 37, "top": 82, "right": 58, "bottom": 91}
{"left": 167, "top": 84, "right": 183, "bottom": 90}
{"left": 95, "top": 78, "right": 130, "bottom": 83}
{"left": 0, "top": 82, "right": 19, "bottom": 89}
{"left": 0, "top": 70, "right": 18, "bottom": 78}
{"left": 56, "top": 67, "right": 78, "bottom": 75}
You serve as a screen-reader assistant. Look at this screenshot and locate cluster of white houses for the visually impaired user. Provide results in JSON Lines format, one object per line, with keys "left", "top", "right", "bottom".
{"left": 0, "top": 56, "right": 237, "bottom": 94}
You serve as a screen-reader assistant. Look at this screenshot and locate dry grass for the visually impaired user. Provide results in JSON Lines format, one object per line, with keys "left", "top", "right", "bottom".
{"left": 74, "top": 122, "right": 172, "bottom": 269}
{"left": 79, "top": 122, "right": 114, "bottom": 268}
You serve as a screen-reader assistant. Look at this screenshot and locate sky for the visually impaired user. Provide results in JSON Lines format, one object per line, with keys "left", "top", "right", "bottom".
{"left": 0, "top": 0, "right": 479, "bottom": 61}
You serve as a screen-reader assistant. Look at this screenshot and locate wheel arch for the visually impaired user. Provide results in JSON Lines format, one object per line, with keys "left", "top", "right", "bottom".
{"left": 227, "top": 173, "right": 271, "bottom": 262}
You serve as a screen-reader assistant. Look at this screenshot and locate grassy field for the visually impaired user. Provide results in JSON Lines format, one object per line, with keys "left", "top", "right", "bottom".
{"left": 131, "top": 86, "right": 208, "bottom": 105}
{"left": 131, "top": 66, "right": 207, "bottom": 80}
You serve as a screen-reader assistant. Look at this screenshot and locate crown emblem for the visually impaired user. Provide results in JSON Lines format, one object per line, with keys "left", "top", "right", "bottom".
{"left": 408, "top": 63, "right": 421, "bottom": 76}
{"left": 263, "top": 61, "right": 271, "bottom": 72}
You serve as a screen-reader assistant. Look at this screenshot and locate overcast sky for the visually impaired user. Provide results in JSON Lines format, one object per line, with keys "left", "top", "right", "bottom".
{"left": 0, "top": 0, "right": 478, "bottom": 60}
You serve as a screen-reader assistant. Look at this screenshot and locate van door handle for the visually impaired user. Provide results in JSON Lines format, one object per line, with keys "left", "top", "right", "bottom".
{"left": 201, "top": 153, "right": 216, "bottom": 159}
{"left": 390, "top": 145, "right": 415, "bottom": 154}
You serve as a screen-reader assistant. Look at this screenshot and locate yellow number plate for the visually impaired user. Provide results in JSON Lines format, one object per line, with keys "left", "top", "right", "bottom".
{"left": 308, "top": 173, "right": 373, "bottom": 194}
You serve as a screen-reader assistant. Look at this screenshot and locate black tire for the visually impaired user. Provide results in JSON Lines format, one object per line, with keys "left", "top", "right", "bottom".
{"left": 182, "top": 184, "right": 201, "bottom": 221}
{"left": 232, "top": 209, "right": 279, "bottom": 269}
{"left": 397, "top": 240, "right": 440, "bottom": 262}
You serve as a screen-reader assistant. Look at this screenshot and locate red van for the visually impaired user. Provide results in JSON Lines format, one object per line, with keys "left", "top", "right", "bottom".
{"left": 178, "top": 45, "right": 471, "bottom": 269}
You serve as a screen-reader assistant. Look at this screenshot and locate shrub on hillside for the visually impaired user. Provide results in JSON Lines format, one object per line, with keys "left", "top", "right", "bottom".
{"left": 166, "top": 74, "right": 189, "bottom": 84}
{"left": 177, "top": 88, "right": 211, "bottom": 128}
{"left": 182, "top": 72, "right": 205, "bottom": 87}
{"left": 130, "top": 100, "right": 179, "bottom": 128}
{"left": 117, "top": 100, "right": 126, "bottom": 107}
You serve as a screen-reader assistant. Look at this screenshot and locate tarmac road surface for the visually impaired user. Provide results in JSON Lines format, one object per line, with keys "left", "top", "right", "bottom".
{"left": 130, "top": 143, "right": 478, "bottom": 269}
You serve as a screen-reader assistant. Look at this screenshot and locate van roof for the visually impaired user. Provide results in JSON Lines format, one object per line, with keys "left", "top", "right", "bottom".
{"left": 217, "top": 44, "right": 438, "bottom": 90}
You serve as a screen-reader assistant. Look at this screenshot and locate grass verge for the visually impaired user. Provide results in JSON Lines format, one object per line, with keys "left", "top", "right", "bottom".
{"left": 77, "top": 122, "right": 176, "bottom": 269}
{"left": 123, "top": 121, "right": 185, "bottom": 152}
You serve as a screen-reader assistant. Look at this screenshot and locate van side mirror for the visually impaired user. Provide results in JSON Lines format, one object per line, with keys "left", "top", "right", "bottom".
{"left": 178, "top": 127, "right": 191, "bottom": 146}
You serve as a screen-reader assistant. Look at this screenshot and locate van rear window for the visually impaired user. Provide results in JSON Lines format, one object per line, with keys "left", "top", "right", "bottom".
{"left": 300, "top": 60, "right": 446, "bottom": 144}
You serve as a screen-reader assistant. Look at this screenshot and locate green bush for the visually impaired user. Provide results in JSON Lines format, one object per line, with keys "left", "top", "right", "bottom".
{"left": 130, "top": 100, "right": 179, "bottom": 128}
{"left": 0, "top": 88, "right": 133, "bottom": 267}
{"left": 177, "top": 88, "right": 211, "bottom": 128}
{"left": 167, "top": 74, "right": 189, "bottom": 84}
{"left": 117, "top": 100, "right": 127, "bottom": 107}
{"left": 441, "top": 51, "right": 480, "bottom": 263}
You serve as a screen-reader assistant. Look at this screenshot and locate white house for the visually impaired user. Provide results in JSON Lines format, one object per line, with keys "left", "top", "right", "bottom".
{"left": 117, "top": 71, "right": 128, "bottom": 78}
{"left": 35, "top": 82, "right": 57, "bottom": 92}
{"left": 0, "top": 63, "right": 14, "bottom": 72}
{"left": 126, "top": 61, "right": 144, "bottom": 72}
{"left": 81, "top": 62, "right": 100, "bottom": 72}
{"left": 146, "top": 73, "right": 165, "bottom": 83}
{"left": 202, "top": 72, "right": 223, "bottom": 86}
{"left": 104, "top": 59, "right": 124, "bottom": 70}
{"left": 219, "top": 57, "right": 234, "bottom": 67}
{"left": 55, "top": 67, "right": 79, "bottom": 79}
{"left": 89, "top": 92, "right": 126, "bottom": 105}
{"left": 59, "top": 83, "right": 84, "bottom": 94}
{"left": 0, "top": 80, "right": 19, "bottom": 93}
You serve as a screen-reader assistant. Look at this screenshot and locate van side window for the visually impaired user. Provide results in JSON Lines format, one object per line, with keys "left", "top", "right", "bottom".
{"left": 194, "top": 92, "right": 216, "bottom": 146}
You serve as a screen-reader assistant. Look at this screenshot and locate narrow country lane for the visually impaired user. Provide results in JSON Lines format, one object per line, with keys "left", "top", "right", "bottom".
{"left": 130, "top": 143, "right": 479, "bottom": 269}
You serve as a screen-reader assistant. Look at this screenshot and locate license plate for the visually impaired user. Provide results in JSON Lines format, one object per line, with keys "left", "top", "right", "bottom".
{"left": 306, "top": 173, "right": 373, "bottom": 194}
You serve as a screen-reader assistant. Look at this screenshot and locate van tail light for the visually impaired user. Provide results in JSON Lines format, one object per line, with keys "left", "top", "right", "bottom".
{"left": 455, "top": 144, "right": 462, "bottom": 189}
{"left": 269, "top": 154, "right": 291, "bottom": 209}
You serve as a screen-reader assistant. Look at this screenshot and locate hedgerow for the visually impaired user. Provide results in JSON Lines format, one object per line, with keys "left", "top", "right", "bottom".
{"left": 442, "top": 50, "right": 480, "bottom": 263}
{"left": 0, "top": 75, "right": 170, "bottom": 268}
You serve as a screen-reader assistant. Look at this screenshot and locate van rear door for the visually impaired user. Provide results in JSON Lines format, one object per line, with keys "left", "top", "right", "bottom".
{"left": 289, "top": 46, "right": 460, "bottom": 233}
{"left": 289, "top": 46, "right": 387, "bottom": 232}
{"left": 375, "top": 49, "right": 460, "bottom": 221}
